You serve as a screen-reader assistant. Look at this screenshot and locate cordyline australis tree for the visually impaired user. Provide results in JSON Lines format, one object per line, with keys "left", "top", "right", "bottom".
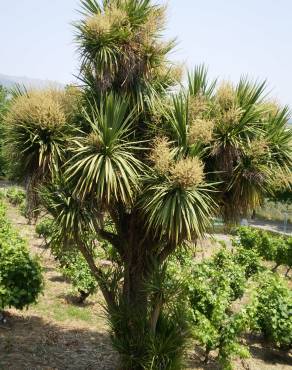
{"left": 5, "top": 87, "right": 81, "bottom": 219}
{"left": 4, "top": 0, "right": 292, "bottom": 368}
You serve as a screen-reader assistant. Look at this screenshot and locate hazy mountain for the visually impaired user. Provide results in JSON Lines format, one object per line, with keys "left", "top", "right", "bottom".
{"left": 0, "top": 73, "right": 64, "bottom": 90}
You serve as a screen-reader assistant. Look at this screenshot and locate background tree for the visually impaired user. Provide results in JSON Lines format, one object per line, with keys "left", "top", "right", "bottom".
{"left": 0, "top": 85, "right": 9, "bottom": 177}
{"left": 267, "top": 171, "right": 292, "bottom": 205}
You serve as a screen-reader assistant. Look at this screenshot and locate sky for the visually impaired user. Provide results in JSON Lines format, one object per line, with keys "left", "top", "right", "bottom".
{"left": 1, "top": 0, "right": 292, "bottom": 106}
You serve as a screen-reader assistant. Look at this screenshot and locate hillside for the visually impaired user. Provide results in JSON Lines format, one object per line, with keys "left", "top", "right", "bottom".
{"left": 0, "top": 73, "right": 63, "bottom": 89}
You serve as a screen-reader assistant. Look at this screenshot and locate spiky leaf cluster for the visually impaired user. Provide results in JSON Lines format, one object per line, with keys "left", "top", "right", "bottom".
{"left": 5, "top": 89, "right": 75, "bottom": 181}
{"left": 76, "top": 0, "right": 178, "bottom": 107}
{"left": 163, "top": 65, "right": 292, "bottom": 221}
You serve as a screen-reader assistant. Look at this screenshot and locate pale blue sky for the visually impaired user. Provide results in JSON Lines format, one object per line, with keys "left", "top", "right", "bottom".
{"left": 1, "top": 0, "right": 291, "bottom": 105}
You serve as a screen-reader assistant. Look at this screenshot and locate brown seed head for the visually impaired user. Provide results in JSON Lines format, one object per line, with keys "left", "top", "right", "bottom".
{"left": 139, "top": 6, "right": 166, "bottom": 43}
{"left": 248, "top": 138, "right": 269, "bottom": 158}
{"left": 260, "top": 100, "right": 280, "bottom": 120}
{"left": 221, "top": 105, "right": 243, "bottom": 126}
{"left": 87, "top": 132, "right": 103, "bottom": 151}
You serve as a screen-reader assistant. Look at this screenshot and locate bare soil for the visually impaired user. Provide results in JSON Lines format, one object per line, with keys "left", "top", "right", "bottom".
{"left": 0, "top": 202, "right": 291, "bottom": 370}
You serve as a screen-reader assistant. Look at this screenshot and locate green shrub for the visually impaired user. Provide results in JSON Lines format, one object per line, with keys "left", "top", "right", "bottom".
{"left": 43, "top": 223, "right": 122, "bottom": 303}
{"left": 6, "top": 187, "right": 26, "bottom": 206}
{"left": 35, "top": 217, "right": 54, "bottom": 245}
{"left": 236, "top": 227, "right": 292, "bottom": 273}
{"left": 59, "top": 251, "right": 97, "bottom": 303}
{"left": 235, "top": 227, "right": 260, "bottom": 250}
{"left": 36, "top": 217, "right": 97, "bottom": 303}
{"left": 233, "top": 247, "right": 262, "bottom": 278}
{"left": 181, "top": 249, "right": 250, "bottom": 369}
{"left": 0, "top": 202, "right": 43, "bottom": 311}
{"left": 0, "top": 189, "right": 6, "bottom": 199}
{"left": 45, "top": 228, "right": 98, "bottom": 303}
{"left": 256, "top": 232, "right": 278, "bottom": 262}
{"left": 212, "top": 249, "right": 246, "bottom": 301}
{"left": 19, "top": 199, "right": 28, "bottom": 217}
{"left": 273, "top": 237, "right": 290, "bottom": 270}
{"left": 249, "top": 272, "right": 292, "bottom": 348}
{"left": 285, "top": 237, "right": 292, "bottom": 275}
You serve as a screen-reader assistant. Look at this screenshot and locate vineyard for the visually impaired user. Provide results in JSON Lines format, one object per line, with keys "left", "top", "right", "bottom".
{"left": 0, "top": 188, "right": 291, "bottom": 369}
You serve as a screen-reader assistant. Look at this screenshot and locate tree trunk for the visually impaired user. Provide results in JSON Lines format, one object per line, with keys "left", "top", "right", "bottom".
{"left": 204, "top": 345, "right": 211, "bottom": 364}
{"left": 77, "top": 289, "right": 91, "bottom": 304}
{"left": 83, "top": 209, "right": 180, "bottom": 369}
{"left": 112, "top": 256, "right": 152, "bottom": 370}
{"left": 272, "top": 262, "right": 280, "bottom": 272}
{"left": 112, "top": 215, "right": 158, "bottom": 370}
{"left": 120, "top": 213, "right": 154, "bottom": 311}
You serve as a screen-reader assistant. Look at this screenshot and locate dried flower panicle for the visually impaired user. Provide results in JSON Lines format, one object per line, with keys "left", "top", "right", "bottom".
{"left": 170, "top": 157, "right": 204, "bottom": 188}
{"left": 155, "top": 63, "right": 183, "bottom": 84}
{"left": 87, "top": 132, "right": 103, "bottom": 151}
{"left": 221, "top": 106, "right": 243, "bottom": 126}
{"left": 188, "top": 95, "right": 210, "bottom": 120}
{"left": 64, "top": 85, "right": 83, "bottom": 104}
{"left": 169, "top": 64, "right": 184, "bottom": 83}
{"left": 86, "top": 7, "right": 129, "bottom": 36}
{"left": 216, "top": 82, "right": 237, "bottom": 110}
{"left": 150, "top": 136, "right": 172, "bottom": 174}
{"left": 188, "top": 119, "right": 214, "bottom": 144}
{"left": 259, "top": 100, "right": 280, "bottom": 120}
{"left": 62, "top": 86, "right": 83, "bottom": 117}
{"left": 139, "top": 6, "right": 166, "bottom": 43}
{"left": 248, "top": 138, "right": 269, "bottom": 158}
{"left": 86, "top": 13, "right": 111, "bottom": 35}
{"left": 46, "top": 86, "right": 82, "bottom": 119}
{"left": 7, "top": 90, "right": 66, "bottom": 130}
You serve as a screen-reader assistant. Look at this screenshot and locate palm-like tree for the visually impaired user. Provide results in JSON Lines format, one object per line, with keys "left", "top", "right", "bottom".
{"left": 5, "top": 1, "right": 292, "bottom": 368}
{"left": 4, "top": 88, "right": 78, "bottom": 219}
{"left": 166, "top": 66, "right": 292, "bottom": 222}
{"left": 46, "top": 1, "right": 214, "bottom": 367}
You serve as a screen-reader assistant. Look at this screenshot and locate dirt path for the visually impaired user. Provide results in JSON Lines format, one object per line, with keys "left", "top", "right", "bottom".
{"left": 0, "top": 202, "right": 291, "bottom": 370}
{"left": 0, "top": 203, "right": 117, "bottom": 370}
{"left": 250, "top": 219, "right": 292, "bottom": 235}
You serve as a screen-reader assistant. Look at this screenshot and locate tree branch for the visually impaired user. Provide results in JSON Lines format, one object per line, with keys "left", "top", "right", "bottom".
{"left": 77, "top": 240, "right": 116, "bottom": 309}
{"left": 157, "top": 241, "right": 177, "bottom": 264}
{"left": 98, "top": 229, "right": 120, "bottom": 249}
